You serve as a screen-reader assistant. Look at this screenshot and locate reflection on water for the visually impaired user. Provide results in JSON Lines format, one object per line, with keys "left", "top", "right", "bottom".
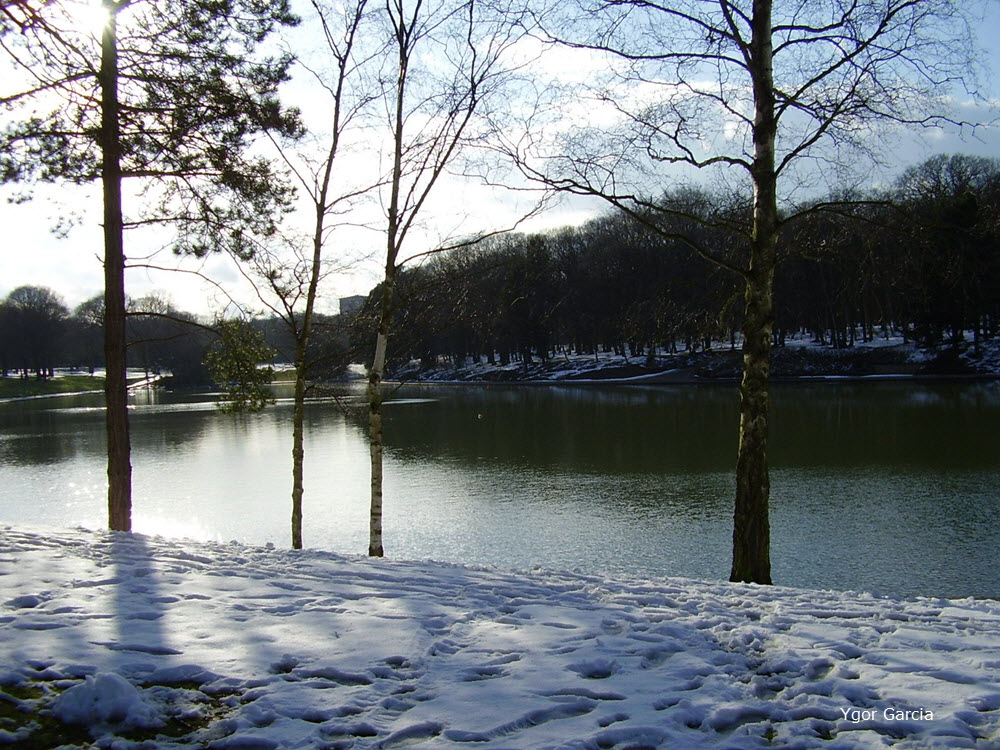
{"left": 1, "top": 381, "right": 999, "bottom": 597}
{"left": 373, "top": 385, "right": 739, "bottom": 474}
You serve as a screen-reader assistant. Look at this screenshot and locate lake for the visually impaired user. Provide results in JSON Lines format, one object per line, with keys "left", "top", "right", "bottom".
{"left": 2, "top": 380, "right": 999, "bottom": 598}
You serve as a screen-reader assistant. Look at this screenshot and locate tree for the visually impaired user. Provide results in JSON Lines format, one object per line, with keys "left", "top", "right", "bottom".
{"left": 68, "top": 296, "right": 106, "bottom": 373}
{"left": 204, "top": 318, "right": 276, "bottom": 412}
{"left": 232, "top": 0, "right": 375, "bottom": 549}
{"left": 366, "top": 0, "right": 530, "bottom": 557}
{"left": 512, "top": 0, "right": 986, "bottom": 583}
{"left": 1, "top": 0, "right": 300, "bottom": 532}
{"left": 893, "top": 154, "right": 1000, "bottom": 350}
{"left": 365, "top": 200, "right": 742, "bottom": 370}
{"left": 127, "top": 293, "right": 174, "bottom": 380}
{"left": 126, "top": 293, "right": 215, "bottom": 385}
{"left": 0, "top": 285, "right": 69, "bottom": 377}
{"left": 0, "top": 301, "right": 13, "bottom": 378}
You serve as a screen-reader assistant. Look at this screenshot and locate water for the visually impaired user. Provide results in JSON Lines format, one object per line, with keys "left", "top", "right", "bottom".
{"left": 1, "top": 381, "right": 998, "bottom": 598}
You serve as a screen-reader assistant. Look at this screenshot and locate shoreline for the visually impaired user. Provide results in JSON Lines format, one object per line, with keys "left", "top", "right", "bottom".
{"left": 0, "top": 374, "right": 163, "bottom": 404}
{"left": 384, "top": 338, "right": 1000, "bottom": 386}
{"left": 3, "top": 371, "right": 998, "bottom": 402}
{"left": 384, "top": 371, "right": 1000, "bottom": 387}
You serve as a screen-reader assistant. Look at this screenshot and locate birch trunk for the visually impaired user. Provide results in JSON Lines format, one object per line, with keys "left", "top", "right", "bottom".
{"left": 731, "top": 263, "right": 774, "bottom": 584}
{"left": 367, "top": 307, "right": 391, "bottom": 557}
{"left": 731, "top": 0, "right": 776, "bottom": 584}
{"left": 368, "top": 9, "right": 407, "bottom": 558}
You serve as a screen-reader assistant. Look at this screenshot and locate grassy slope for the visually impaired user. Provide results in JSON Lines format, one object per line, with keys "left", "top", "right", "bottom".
{"left": 0, "top": 374, "right": 106, "bottom": 400}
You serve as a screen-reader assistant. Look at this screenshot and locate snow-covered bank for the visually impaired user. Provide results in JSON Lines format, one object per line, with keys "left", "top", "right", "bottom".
{"left": 2, "top": 527, "right": 999, "bottom": 748}
{"left": 390, "top": 336, "right": 1000, "bottom": 384}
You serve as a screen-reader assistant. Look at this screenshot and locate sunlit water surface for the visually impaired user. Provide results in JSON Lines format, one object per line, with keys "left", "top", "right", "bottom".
{"left": 2, "top": 381, "right": 998, "bottom": 598}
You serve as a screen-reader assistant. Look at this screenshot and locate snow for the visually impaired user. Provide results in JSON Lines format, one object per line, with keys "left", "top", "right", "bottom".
{"left": 392, "top": 334, "right": 1000, "bottom": 384}
{"left": 2, "top": 526, "right": 1000, "bottom": 748}
{"left": 52, "top": 672, "right": 166, "bottom": 730}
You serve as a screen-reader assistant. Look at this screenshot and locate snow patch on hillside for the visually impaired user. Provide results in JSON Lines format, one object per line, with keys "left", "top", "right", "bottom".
{"left": 1, "top": 526, "right": 999, "bottom": 748}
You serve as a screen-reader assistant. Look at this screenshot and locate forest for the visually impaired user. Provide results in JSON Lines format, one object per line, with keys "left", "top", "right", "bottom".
{"left": 4, "top": 152, "right": 998, "bottom": 384}
{"left": 0, "top": 288, "right": 350, "bottom": 386}
{"left": 354, "top": 153, "right": 1000, "bottom": 373}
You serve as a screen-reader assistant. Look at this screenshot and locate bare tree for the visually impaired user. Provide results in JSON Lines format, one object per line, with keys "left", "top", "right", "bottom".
{"left": 509, "top": 0, "right": 988, "bottom": 583}
{"left": 231, "top": 0, "right": 379, "bottom": 550}
{"left": 367, "top": 0, "right": 533, "bottom": 556}
{"left": 0, "top": 285, "right": 69, "bottom": 378}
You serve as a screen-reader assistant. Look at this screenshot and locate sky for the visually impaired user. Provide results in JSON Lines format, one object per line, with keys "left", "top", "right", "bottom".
{"left": 1, "top": 2, "right": 999, "bottom": 319}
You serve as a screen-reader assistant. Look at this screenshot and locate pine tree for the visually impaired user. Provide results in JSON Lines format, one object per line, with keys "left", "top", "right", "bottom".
{"left": 2, "top": 0, "right": 302, "bottom": 531}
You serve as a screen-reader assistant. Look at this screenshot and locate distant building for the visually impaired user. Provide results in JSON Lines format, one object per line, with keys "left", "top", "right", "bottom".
{"left": 339, "top": 295, "right": 367, "bottom": 318}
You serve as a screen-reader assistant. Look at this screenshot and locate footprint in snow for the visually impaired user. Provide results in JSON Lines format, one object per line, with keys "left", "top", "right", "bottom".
{"left": 969, "top": 693, "right": 1000, "bottom": 712}
{"left": 124, "top": 610, "right": 164, "bottom": 621}
{"left": 370, "top": 720, "right": 443, "bottom": 749}
{"left": 428, "top": 638, "right": 466, "bottom": 656}
{"left": 378, "top": 693, "right": 413, "bottom": 710}
{"left": 540, "top": 687, "right": 626, "bottom": 701}
{"left": 269, "top": 653, "right": 300, "bottom": 674}
{"left": 5, "top": 594, "right": 46, "bottom": 608}
{"left": 460, "top": 665, "right": 506, "bottom": 681}
{"left": 638, "top": 644, "right": 683, "bottom": 668}
{"left": 268, "top": 580, "right": 309, "bottom": 592}
{"left": 598, "top": 711, "right": 630, "bottom": 727}
{"left": 548, "top": 644, "right": 581, "bottom": 656}
{"left": 319, "top": 720, "right": 379, "bottom": 739}
{"left": 293, "top": 666, "right": 374, "bottom": 686}
{"left": 568, "top": 659, "right": 617, "bottom": 679}
{"left": 13, "top": 620, "right": 68, "bottom": 631}
{"left": 444, "top": 700, "right": 596, "bottom": 743}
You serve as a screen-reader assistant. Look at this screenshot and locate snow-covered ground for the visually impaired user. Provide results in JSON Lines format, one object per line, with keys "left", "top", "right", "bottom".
{"left": 393, "top": 334, "right": 1000, "bottom": 384}
{"left": 2, "top": 527, "right": 999, "bottom": 748}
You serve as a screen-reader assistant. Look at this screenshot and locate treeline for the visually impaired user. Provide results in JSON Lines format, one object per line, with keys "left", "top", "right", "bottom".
{"left": 7, "top": 153, "right": 998, "bottom": 382}
{"left": 1, "top": 289, "right": 212, "bottom": 384}
{"left": 0, "top": 289, "right": 353, "bottom": 385}
{"left": 352, "top": 154, "right": 1000, "bottom": 370}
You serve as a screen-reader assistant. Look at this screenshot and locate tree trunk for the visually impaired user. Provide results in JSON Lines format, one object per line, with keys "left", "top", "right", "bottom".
{"left": 367, "top": 307, "right": 391, "bottom": 557}
{"left": 730, "top": 0, "right": 776, "bottom": 585}
{"left": 288, "top": 183, "right": 328, "bottom": 550}
{"left": 731, "top": 265, "right": 774, "bottom": 584}
{"left": 290, "top": 348, "right": 306, "bottom": 549}
{"left": 368, "top": 18, "right": 410, "bottom": 559}
{"left": 101, "top": 2, "right": 131, "bottom": 532}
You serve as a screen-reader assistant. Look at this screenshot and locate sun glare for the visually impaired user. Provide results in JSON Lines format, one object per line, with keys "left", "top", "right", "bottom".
{"left": 65, "top": 0, "right": 111, "bottom": 38}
